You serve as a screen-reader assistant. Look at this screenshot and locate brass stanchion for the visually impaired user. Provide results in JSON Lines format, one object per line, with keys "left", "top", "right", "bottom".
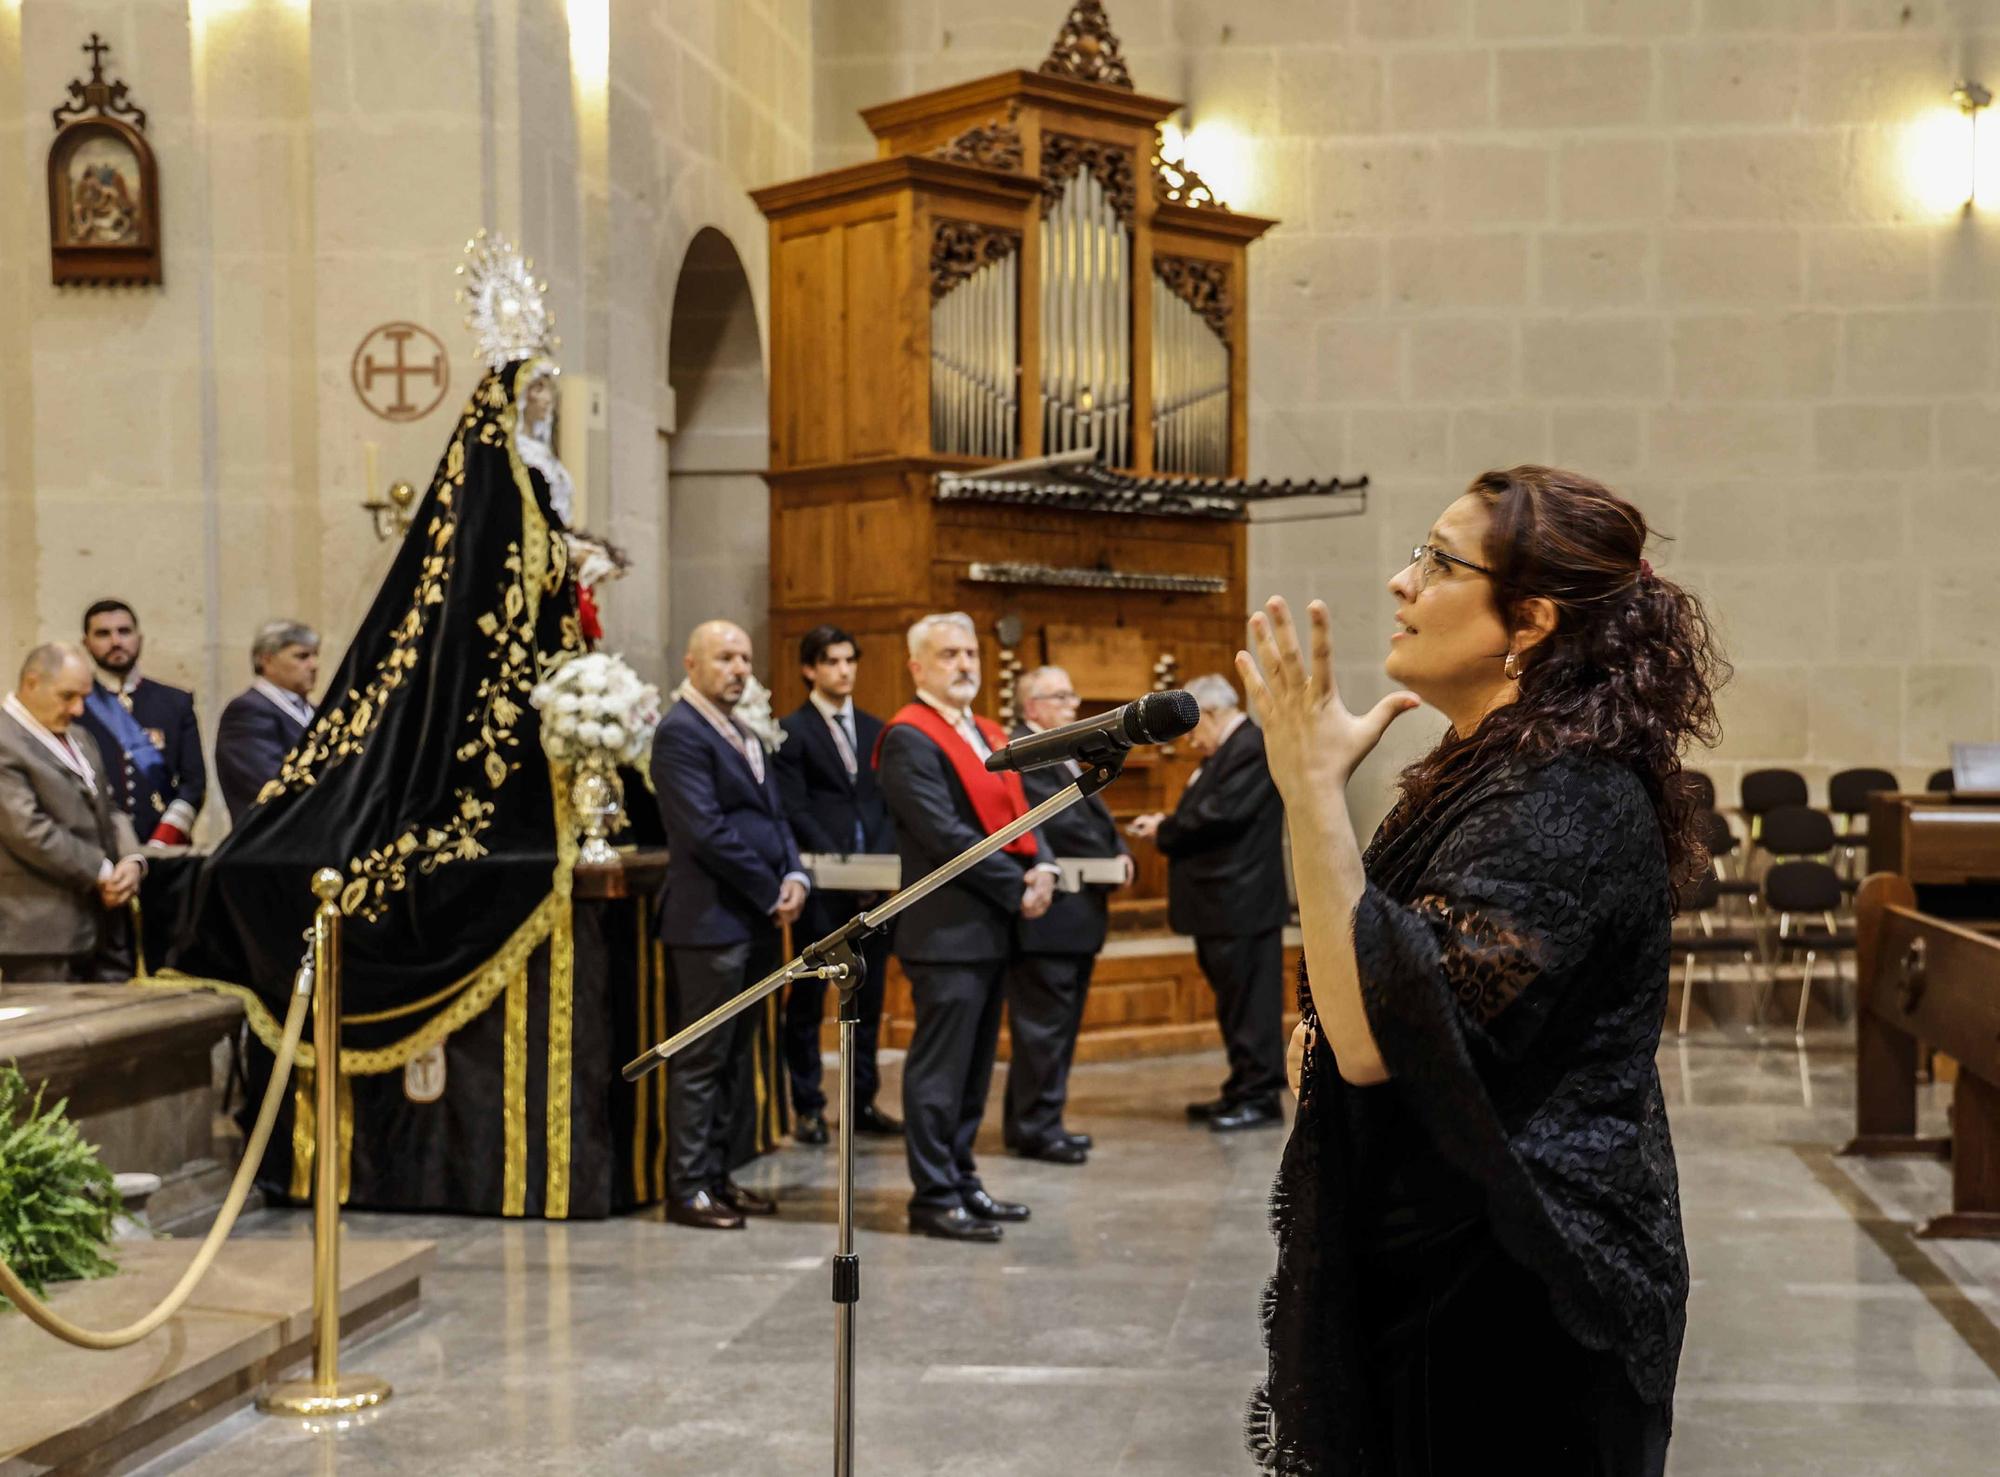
{"left": 258, "top": 869, "right": 393, "bottom": 1418}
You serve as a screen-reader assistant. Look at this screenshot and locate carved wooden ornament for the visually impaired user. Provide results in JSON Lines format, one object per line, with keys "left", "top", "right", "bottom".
{"left": 1039, "top": 0, "right": 1134, "bottom": 90}
{"left": 47, "top": 33, "right": 161, "bottom": 286}
{"left": 931, "top": 221, "right": 1022, "bottom": 302}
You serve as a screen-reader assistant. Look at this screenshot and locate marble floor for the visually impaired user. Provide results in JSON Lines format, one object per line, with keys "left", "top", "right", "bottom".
{"left": 131, "top": 1033, "right": 1999, "bottom": 1476}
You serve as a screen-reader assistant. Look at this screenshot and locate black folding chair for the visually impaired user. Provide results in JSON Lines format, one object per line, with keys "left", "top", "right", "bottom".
{"left": 1675, "top": 873, "right": 1760, "bottom": 1037}
{"left": 1927, "top": 768, "right": 1955, "bottom": 793}
{"left": 1826, "top": 767, "right": 1896, "bottom": 877}
{"left": 1763, "top": 860, "right": 1855, "bottom": 1045}
{"left": 1740, "top": 769, "right": 1808, "bottom": 845}
{"left": 1697, "top": 808, "right": 1759, "bottom": 905}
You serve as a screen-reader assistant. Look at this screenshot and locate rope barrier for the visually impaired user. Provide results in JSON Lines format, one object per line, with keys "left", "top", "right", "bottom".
{"left": 0, "top": 955, "right": 314, "bottom": 1350}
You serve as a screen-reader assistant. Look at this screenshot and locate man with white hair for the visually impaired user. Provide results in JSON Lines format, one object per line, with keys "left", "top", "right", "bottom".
{"left": 875, "top": 612, "right": 1058, "bottom": 1242}
{"left": 0, "top": 642, "right": 147, "bottom": 980}
{"left": 1128, "top": 672, "right": 1288, "bottom": 1131}
{"left": 214, "top": 619, "right": 320, "bottom": 822}
{"left": 1004, "top": 664, "right": 1132, "bottom": 1164}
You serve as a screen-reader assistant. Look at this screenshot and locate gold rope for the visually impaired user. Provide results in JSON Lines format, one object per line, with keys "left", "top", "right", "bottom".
{"left": 543, "top": 754, "right": 578, "bottom": 1220}
{"left": 653, "top": 937, "right": 668, "bottom": 1200}
{"left": 139, "top": 892, "right": 561, "bottom": 1075}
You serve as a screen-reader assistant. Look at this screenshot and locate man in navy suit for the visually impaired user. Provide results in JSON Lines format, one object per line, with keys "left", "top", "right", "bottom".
{"left": 875, "top": 612, "right": 1056, "bottom": 1243}
{"left": 1129, "top": 673, "right": 1288, "bottom": 1133}
{"left": 651, "top": 619, "right": 810, "bottom": 1231}
{"left": 75, "top": 600, "right": 207, "bottom": 848}
{"left": 1005, "top": 665, "right": 1132, "bottom": 1164}
{"left": 772, "top": 624, "right": 901, "bottom": 1147}
{"left": 214, "top": 620, "right": 319, "bottom": 823}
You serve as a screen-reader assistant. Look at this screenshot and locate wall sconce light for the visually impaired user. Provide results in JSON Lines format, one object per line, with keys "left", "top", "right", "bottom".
{"left": 1956, "top": 80, "right": 1993, "bottom": 211}
{"left": 1909, "top": 80, "right": 1993, "bottom": 214}
{"left": 360, "top": 442, "right": 417, "bottom": 542}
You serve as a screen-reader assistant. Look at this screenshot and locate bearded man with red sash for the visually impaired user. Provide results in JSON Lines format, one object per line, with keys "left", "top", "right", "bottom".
{"left": 875, "top": 612, "right": 1058, "bottom": 1243}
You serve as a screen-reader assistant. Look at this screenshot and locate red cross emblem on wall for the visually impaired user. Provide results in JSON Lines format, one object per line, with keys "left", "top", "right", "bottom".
{"left": 350, "top": 322, "right": 451, "bottom": 422}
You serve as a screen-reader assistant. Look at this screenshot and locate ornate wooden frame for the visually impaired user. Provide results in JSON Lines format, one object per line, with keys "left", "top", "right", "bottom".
{"left": 47, "top": 34, "right": 161, "bottom": 286}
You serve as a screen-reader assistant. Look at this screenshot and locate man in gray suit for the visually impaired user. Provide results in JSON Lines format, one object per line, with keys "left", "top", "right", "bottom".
{"left": 0, "top": 643, "right": 145, "bottom": 981}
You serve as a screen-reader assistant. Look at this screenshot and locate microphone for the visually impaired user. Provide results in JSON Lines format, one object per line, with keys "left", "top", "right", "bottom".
{"left": 984, "top": 689, "right": 1201, "bottom": 774}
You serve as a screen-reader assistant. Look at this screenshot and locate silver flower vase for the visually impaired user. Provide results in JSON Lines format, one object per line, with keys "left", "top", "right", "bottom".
{"left": 571, "top": 753, "right": 624, "bottom": 865}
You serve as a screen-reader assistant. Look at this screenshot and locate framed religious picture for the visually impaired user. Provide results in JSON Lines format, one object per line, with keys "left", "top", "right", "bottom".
{"left": 47, "top": 34, "right": 161, "bottom": 286}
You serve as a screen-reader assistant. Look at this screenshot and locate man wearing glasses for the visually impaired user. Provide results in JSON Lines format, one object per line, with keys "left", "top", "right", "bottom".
{"left": 1003, "top": 666, "right": 1133, "bottom": 1163}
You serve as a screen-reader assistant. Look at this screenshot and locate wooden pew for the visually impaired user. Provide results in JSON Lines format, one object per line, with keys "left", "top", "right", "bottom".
{"left": 1842, "top": 871, "right": 2000, "bottom": 1238}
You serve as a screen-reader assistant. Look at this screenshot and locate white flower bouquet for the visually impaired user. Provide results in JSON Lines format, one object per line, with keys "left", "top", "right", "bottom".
{"left": 530, "top": 651, "right": 662, "bottom": 768}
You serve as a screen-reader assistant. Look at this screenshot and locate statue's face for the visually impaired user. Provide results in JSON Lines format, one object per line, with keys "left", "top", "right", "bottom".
{"left": 523, "top": 376, "right": 554, "bottom": 427}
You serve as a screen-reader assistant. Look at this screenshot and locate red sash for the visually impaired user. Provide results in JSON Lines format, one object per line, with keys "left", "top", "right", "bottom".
{"left": 875, "top": 702, "right": 1039, "bottom": 859}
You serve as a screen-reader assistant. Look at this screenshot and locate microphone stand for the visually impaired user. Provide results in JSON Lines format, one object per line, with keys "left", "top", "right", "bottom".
{"left": 623, "top": 748, "right": 1127, "bottom": 1476}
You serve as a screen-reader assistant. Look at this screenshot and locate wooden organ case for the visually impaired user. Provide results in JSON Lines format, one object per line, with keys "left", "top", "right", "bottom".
{"left": 752, "top": 3, "right": 1358, "bottom": 1058}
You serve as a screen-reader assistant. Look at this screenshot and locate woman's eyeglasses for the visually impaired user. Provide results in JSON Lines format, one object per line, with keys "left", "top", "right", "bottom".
{"left": 1407, "top": 543, "right": 1494, "bottom": 591}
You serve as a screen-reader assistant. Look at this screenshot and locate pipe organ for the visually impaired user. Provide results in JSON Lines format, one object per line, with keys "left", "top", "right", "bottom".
{"left": 754, "top": 1, "right": 1354, "bottom": 1060}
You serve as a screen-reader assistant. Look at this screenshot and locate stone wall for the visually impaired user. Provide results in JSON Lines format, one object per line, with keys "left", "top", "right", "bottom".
{"left": 2, "top": 0, "right": 811, "bottom": 840}
{"left": 816, "top": 0, "right": 2000, "bottom": 828}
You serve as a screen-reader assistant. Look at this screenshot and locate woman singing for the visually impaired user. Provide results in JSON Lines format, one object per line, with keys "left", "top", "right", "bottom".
{"left": 1243, "top": 466, "right": 1723, "bottom": 1476}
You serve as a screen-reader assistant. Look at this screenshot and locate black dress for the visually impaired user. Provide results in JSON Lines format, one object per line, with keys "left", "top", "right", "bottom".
{"left": 1249, "top": 752, "right": 1688, "bottom": 1476}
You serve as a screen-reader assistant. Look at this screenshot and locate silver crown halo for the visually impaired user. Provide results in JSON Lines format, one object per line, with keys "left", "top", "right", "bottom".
{"left": 456, "top": 229, "right": 559, "bottom": 370}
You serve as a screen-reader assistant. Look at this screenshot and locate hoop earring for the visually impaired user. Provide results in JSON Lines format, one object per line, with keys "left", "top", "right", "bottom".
{"left": 1503, "top": 651, "right": 1520, "bottom": 682}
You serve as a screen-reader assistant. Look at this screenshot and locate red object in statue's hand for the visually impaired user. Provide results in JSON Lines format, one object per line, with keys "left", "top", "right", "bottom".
{"left": 578, "top": 585, "right": 603, "bottom": 645}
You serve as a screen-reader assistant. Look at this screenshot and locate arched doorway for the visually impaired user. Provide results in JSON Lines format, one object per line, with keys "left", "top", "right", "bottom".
{"left": 664, "top": 227, "right": 770, "bottom": 666}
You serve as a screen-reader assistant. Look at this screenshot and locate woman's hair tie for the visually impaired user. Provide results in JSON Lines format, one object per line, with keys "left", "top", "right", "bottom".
{"left": 1639, "top": 558, "right": 1653, "bottom": 581}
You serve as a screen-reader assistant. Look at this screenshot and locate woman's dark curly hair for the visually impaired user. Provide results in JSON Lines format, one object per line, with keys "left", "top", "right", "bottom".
{"left": 1398, "top": 464, "right": 1729, "bottom": 895}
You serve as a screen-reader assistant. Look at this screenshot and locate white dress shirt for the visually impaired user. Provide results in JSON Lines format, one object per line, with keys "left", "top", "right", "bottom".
{"left": 808, "top": 688, "right": 860, "bottom": 777}
{"left": 253, "top": 676, "right": 315, "bottom": 727}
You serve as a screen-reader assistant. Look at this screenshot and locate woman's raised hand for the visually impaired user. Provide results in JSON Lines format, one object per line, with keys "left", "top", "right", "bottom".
{"left": 1237, "top": 597, "right": 1419, "bottom": 798}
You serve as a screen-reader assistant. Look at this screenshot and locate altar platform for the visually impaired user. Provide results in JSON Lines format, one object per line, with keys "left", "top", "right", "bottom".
{"left": 0, "top": 1235, "right": 431, "bottom": 1476}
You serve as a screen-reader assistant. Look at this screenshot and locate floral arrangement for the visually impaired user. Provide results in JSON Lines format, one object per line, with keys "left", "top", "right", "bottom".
{"left": 731, "top": 675, "right": 788, "bottom": 754}
{"left": 530, "top": 651, "right": 661, "bottom": 766}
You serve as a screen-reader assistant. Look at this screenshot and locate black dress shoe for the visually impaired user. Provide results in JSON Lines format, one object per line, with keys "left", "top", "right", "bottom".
{"left": 1185, "top": 1097, "right": 1229, "bottom": 1122}
{"left": 909, "top": 1205, "right": 1003, "bottom": 1242}
{"left": 1014, "top": 1137, "right": 1088, "bottom": 1165}
{"left": 962, "top": 1187, "right": 1031, "bottom": 1222}
{"left": 794, "top": 1111, "right": 829, "bottom": 1147}
{"left": 713, "top": 1178, "right": 778, "bottom": 1216}
{"left": 666, "top": 1189, "right": 745, "bottom": 1230}
{"left": 1210, "top": 1098, "right": 1283, "bottom": 1132}
{"left": 1059, "top": 1130, "right": 1093, "bottom": 1151}
{"left": 853, "top": 1103, "right": 904, "bottom": 1136}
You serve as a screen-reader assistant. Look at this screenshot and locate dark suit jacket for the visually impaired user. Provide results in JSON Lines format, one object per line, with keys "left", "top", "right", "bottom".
{"left": 775, "top": 699, "right": 895, "bottom": 936}
{"left": 1156, "top": 717, "right": 1287, "bottom": 938}
{"left": 0, "top": 714, "right": 142, "bottom": 958}
{"left": 875, "top": 721, "right": 1053, "bottom": 965}
{"left": 215, "top": 687, "right": 309, "bottom": 822}
{"left": 74, "top": 678, "right": 206, "bottom": 839}
{"left": 1010, "top": 723, "right": 1128, "bottom": 957}
{"left": 650, "top": 699, "right": 805, "bottom": 950}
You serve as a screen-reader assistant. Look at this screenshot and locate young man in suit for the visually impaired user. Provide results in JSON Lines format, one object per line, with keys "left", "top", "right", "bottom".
{"left": 772, "top": 624, "right": 900, "bottom": 1147}
{"left": 75, "top": 600, "right": 206, "bottom": 848}
{"left": 0, "top": 644, "right": 146, "bottom": 981}
{"left": 651, "top": 619, "right": 810, "bottom": 1231}
{"left": 1004, "top": 665, "right": 1132, "bottom": 1164}
{"left": 214, "top": 620, "right": 319, "bottom": 822}
{"left": 874, "top": 612, "right": 1057, "bottom": 1242}
{"left": 1129, "top": 673, "right": 1288, "bottom": 1132}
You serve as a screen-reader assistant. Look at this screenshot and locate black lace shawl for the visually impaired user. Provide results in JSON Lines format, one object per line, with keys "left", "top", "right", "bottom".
{"left": 1248, "top": 752, "right": 1688, "bottom": 1475}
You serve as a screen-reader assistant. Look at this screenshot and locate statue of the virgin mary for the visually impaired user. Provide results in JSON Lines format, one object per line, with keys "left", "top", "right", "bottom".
{"left": 146, "top": 236, "right": 616, "bottom": 1217}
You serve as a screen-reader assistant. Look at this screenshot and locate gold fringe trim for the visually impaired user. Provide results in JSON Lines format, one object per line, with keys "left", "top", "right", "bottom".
{"left": 502, "top": 956, "right": 529, "bottom": 1216}
{"left": 290, "top": 1070, "right": 313, "bottom": 1200}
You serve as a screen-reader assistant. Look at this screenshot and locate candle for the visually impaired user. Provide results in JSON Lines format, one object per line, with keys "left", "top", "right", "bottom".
{"left": 364, "top": 441, "right": 379, "bottom": 500}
